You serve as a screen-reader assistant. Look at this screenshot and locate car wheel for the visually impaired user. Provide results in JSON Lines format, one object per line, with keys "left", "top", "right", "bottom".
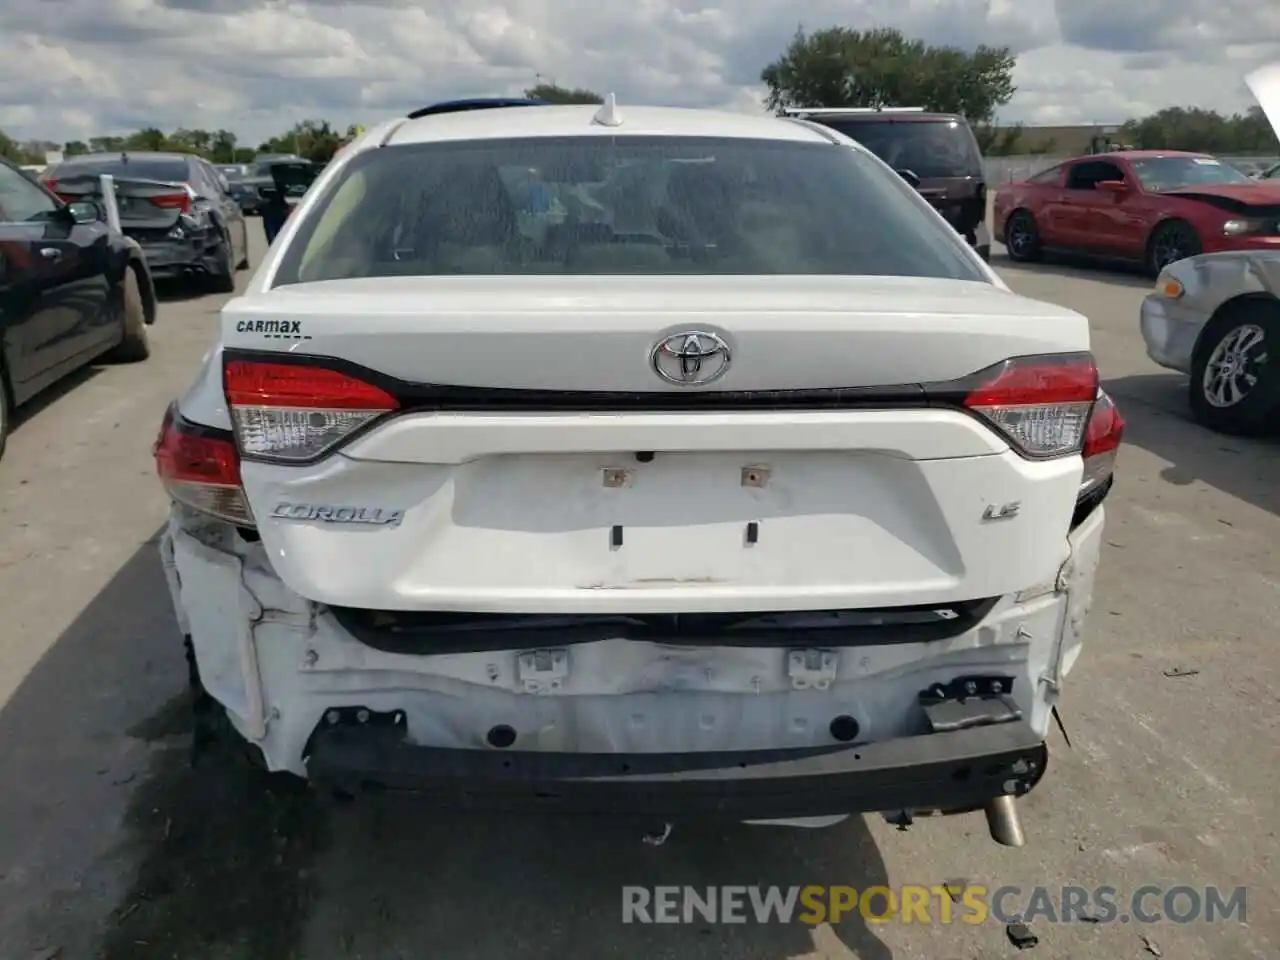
{"left": 0, "top": 363, "right": 11, "bottom": 463}
{"left": 1004, "top": 210, "right": 1041, "bottom": 262}
{"left": 103, "top": 266, "right": 151, "bottom": 363}
{"left": 1145, "top": 219, "right": 1202, "bottom": 277}
{"left": 1188, "top": 300, "right": 1280, "bottom": 436}
{"left": 208, "top": 233, "right": 236, "bottom": 293}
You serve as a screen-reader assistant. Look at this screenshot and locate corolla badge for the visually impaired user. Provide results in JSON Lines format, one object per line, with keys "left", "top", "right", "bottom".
{"left": 271, "top": 502, "right": 404, "bottom": 527}
{"left": 650, "top": 330, "right": 731, "bottom": 386}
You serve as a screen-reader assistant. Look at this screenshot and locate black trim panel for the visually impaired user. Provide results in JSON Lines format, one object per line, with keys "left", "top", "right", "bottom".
{"left": 222, "top": 346, "right": 931, "bottom": 412}
{"left": 329, "top": 597, "right": 1001, "bottom": 655}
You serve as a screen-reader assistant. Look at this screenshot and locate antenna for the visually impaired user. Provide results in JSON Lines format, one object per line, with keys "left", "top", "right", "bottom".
{"left": 592, "top": 93, "right": 623, "bottom": 127}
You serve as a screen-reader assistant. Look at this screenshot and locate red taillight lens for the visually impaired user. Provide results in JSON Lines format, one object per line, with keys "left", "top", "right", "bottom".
{"left": 1080, "top": 389, "right": 1124, "bottom": 495}
{"left": 43, "top": 180, "right": 76, "bottom": 203}
{"left": 224, "top": 359, "right": 399, "bottom": 462}
{"left": 154, "top": 405, "right": 255, "bottom": 526}
{"left": 960, "top": 353, "right": 1098, "bottom": 458}
{"left": 151, "top": 191, "right": 193, "bottom": 214}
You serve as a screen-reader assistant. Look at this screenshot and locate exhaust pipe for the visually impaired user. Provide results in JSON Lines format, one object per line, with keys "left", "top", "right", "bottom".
{"left": 984, "top": 794, "right": 1025, "bottom": 847}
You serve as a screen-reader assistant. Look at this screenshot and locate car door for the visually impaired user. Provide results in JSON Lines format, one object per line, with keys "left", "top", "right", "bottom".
{"left": 0, "top": 161, "right": 112, "bottom": 393}
{"left": 196, "top": 160, "right": 245, "bottom": 264}
{"left": 1015, "top": 164, "right": 1070, "bottom": 247}
{"left": 1057, "top": 159, "right": 1129, "bottom": 254}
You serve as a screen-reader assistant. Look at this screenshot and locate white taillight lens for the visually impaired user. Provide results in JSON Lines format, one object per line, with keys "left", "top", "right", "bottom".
{"left": 959, "top": 354, "right": 1099, "bottom": 458}
{"left": 223, "top": 359, "right": 400, "bottom": 463}
{"left": 153, "top": 405, "right": 255, "bottom": 526}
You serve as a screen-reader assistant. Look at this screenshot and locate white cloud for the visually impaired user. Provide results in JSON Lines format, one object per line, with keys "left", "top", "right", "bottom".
{"left": 0, "top": 0, "right": 1274, "bottom": 145}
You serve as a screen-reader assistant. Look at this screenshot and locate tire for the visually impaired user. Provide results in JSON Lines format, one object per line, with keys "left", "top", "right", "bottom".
{"left": 102, "top": 266, "right": 151, "bottom": 364}
{"left": 1003, "top": 209, "right": 1041, "bottom": 262}
{"left": 1145, "top": 219, "right": 1202, "bottom": 278}
{"left": 0, "top": 363, "right": 11, "bottom": 463}
{"left": 207, "top": 233, "right": 236, "bottom": 293}
{"left": 1188, "top": 300, "right": 1280, "bottom": 436}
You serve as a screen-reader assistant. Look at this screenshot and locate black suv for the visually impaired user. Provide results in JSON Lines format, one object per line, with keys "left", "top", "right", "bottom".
{"left": 785, "top": 107, "right": 991, "bottom": 261}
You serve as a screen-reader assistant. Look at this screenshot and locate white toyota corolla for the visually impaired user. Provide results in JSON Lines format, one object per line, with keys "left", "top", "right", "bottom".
{"left": 154, "top": 97, "right": 1123, "bottom": 845}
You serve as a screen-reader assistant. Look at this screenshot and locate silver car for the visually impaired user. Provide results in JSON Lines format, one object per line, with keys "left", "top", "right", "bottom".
{"left": 1141, "top": 252, "right": 1280, "bottom": 435}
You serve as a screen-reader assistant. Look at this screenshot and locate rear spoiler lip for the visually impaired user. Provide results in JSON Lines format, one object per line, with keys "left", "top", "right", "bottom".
{"left": 45, "top": 175, "right": 191, "bottom": 196}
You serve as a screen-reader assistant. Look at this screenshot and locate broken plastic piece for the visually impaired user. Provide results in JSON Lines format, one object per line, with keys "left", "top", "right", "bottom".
{"left": 1006, "top": 921, "right": 1038, "bottom": 949}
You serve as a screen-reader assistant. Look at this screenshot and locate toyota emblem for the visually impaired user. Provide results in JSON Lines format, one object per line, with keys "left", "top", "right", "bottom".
{"left": 650, "top": 330, "right": 731, "bottom": 386}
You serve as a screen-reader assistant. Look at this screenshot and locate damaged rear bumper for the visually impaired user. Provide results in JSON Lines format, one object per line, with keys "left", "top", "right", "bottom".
{"left": 159, "top": 503, "right": 1103, "bottom": 827}
{"left": 305, "top": 703, "right": 1046, "bottom": 819}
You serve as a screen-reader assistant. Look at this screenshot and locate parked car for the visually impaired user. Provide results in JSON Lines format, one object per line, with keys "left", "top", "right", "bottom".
{"left": 41, "top": 151, "right": 249, "bottom": 292}
{"left": 233, "top": 156, "right": 318, "bottom": 215}
{"left": 0, "top": 156, "right": 155, "bottom": 460}
{"left": 1141, "top": 253, "right": 1280, "bottom": 435}
{"left": 782, "top": 106, "right": 992, "bottom": 261}
{"left": 1140, "top": 73, "right": 1280, "bottom": 436}
{"left": 155, "top": 99, "right": 1121, "bottom": 845}
{"left": 215, "top": 163, "right": 260, "bottom": 215}
{"left": 994, "top": 150, "right": 1280, "bottom": 276}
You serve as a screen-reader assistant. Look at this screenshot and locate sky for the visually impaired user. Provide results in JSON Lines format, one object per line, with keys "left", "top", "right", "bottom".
{"left": 1, "top": 0, "right": 1278, "bottom": 146}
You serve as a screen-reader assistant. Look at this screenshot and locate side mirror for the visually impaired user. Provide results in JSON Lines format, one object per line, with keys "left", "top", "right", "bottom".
{"left": 1096, "top": 179, "right": 1128, "bottom": 194}
{"left": 896, "top": 168, "right": 922, "bottom": 189}
{"left": 66, "top": 200, "right": 103, "bottom": 224}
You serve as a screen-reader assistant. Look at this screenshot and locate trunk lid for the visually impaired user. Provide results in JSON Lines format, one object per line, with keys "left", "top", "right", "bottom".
{"left": 223, "top": 275, "right": 1091, "bottom": 614}
{"left": 50, "top": 174, "right": 190, "bottom": 235}
{"left": 232, "top": 275, "right": 1079, "bottom": 391}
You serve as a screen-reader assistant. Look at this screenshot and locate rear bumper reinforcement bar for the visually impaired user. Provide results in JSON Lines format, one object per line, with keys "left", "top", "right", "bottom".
{"left": 303, "top": 697, "right": 1047, "bottom": 819}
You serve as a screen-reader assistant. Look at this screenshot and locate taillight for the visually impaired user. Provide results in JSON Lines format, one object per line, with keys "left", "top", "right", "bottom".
{"left": 957, "top": 353, "right": 1098, "bottom": 458}
{"left": 1079, "top": 388, "right": 1124, "bottom": 496}
{"left": 154, "top": 405, "right": 255, "bottom": 527}
{"left": 44, "top": 180, "right": 75, "bottom": 203}
{"left": 151, "top": 191, "right": 193, "bottom": 214}
{"left": 224, "top": 359, "right": 400, "bottom": 462}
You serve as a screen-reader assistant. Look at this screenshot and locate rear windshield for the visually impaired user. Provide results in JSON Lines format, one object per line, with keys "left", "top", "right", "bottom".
{"left": 808, "top": 119, "right": 984, "bottom": 179}
{"left": 274, "top": 135, "right": 984, "bottom": 284}
{"left": 50, "top": 157, "right": 189, "bottom": 183}
{"left": 1129, "top": 155, "right": 1254, "bottom": 191}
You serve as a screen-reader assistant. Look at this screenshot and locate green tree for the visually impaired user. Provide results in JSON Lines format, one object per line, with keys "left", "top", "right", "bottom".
{"left": 209, "top": 130, "right": 238, "bottom": 163}
{"left": 761, "top": 26, "right": 1016, "bottom": 125}
{"left": 1121, "top": 105, "right": 1279, "bottom": 154}
{"left": 166, "top": 128, "right": 213, "bottom": 155}
{"left": 0, "top": 130, "right": 23, "bottom": 162}
{"left": 973, "top": 122, "right": 1023, "bottom": 156}
{"left": 88, "top": 135, "right": 126, "bottom": 154}
{"left": 258, "top": 119, "right": 343, "bottom": 164}
{"left": 124, "top": 127, "right": 169, "bottom": 151}
{"left": 524, "top": 82, "right": 603, "bottom": 104}
{"left": 63, "top": 140, "right": 89, "bottom": 156}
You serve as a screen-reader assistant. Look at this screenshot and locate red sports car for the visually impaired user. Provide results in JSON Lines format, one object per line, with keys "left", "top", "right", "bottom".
{"left": 993, "top": 150, "right": 1280, "bottom": 276}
